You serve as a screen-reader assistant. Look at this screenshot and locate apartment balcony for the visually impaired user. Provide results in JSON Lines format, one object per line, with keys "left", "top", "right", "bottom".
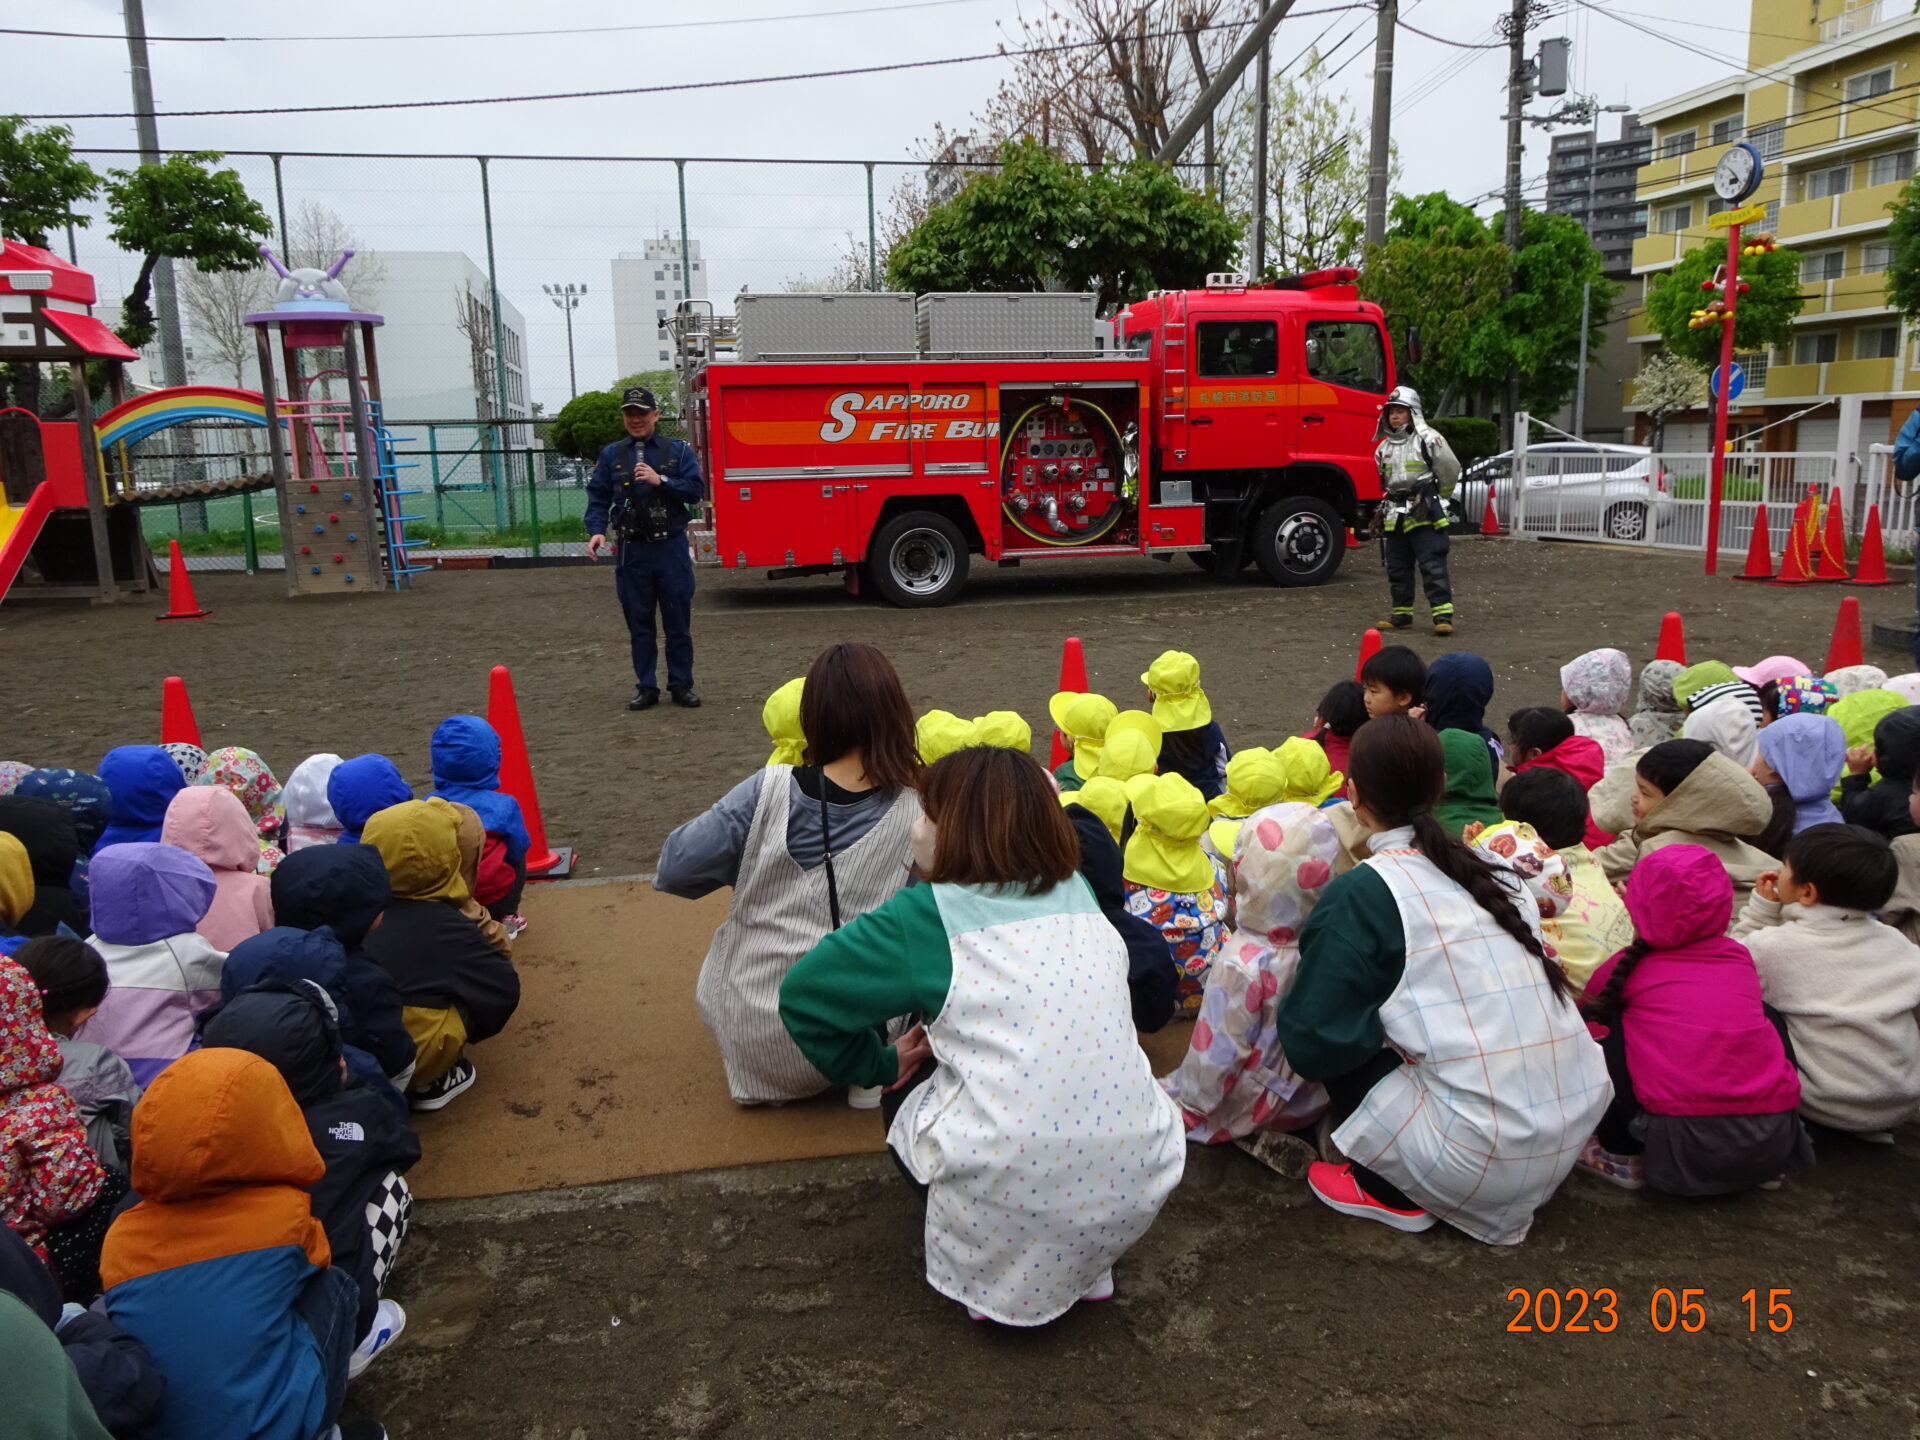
{"left": 1821, "top": 0, "right": 1900, "bottom": 42}
{"left": 1762, "top": 361, "right": 1823, "bottom": 397}
{"left": 1799, "top": 271, "right": 1894, "bottom": 317}
{"left": 1626, "top": 306, "right": 1660, "bottom": 340}
{"left": 1637, "top": 148, "right": 1718, "bottom": 193}
{"left": 1632, "top": 231, "right": 1692, "bottom": 270}
{"left": 1837, "top": 179, "right": 1907, "bottom": 228}
{"left": 1825, "top": 356, "right": 1898, "bottom": 394}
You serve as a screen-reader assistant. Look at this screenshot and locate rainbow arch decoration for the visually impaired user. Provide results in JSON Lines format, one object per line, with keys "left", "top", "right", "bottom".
{"left": 94, "top": 385, "right": 276, "bottom": 451}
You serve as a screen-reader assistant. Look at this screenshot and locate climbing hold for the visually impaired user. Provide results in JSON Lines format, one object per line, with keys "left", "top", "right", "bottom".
{"left": 333, "top": 554, "right": 343, "bottom": 564}
{"left": 300, "top": 546, "right": 310, "bottom": 555}
{"left": 313, "top": 524, "right": 323, "bottom": 533}
{"left": 296, "top": 505, "right": 306, "bottom": 514}
{"left": 347, "top": 533, "right": 357, "bottom": 542}
{"left": 329, "top": 514, "right": 339, "bottom": 523}
{"left": 308, "top": 484, "right": 319, "bottom": 493}
{"left": 310, "top": 565, "right": 321, "bottom": 575}
{"left": 344, "top": 574, "right": 355, "bottom": 583}
{"left": 342, "top": 493, "right": 352, "bottom": 502}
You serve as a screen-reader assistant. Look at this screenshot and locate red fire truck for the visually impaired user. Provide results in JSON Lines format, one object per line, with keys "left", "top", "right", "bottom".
{"left": 672, "top": 269, "right": 1397, "bottom": 607}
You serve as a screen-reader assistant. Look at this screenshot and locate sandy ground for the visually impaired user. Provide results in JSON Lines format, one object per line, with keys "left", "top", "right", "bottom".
{"left": 9, "top": 540, "right": 1920, "bottom": 1437}
{"left": 4, "top": 538, "right": 1913, "bottom": 878}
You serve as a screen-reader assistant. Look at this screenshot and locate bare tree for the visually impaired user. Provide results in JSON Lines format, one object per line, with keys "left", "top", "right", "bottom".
{"left": 974, "top": 1, "right": 1254, "bottom": 165}
{"left": 454, "top": 281, "right": 502, "bottom": 491}
{"left": 179, "top": 265, "right": 273, "bottom": 385}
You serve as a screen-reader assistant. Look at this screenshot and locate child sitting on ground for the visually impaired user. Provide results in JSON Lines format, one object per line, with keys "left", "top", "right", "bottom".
{"left": 0, "top": 833, "right": 31, "bottom": 955}
{"left": 1161, "top": 802, "right": 1340, "bottom": 1165}
{"left": 1303, "top": 679, "right": 1366, "bottom": 780}
{"left": 1435, "top": 730, "right": 1502, "bottom": 838}
{"left": 1142, "top": 651, "right": 1229, "bottom": 801}
{"left": 1360, "top": 645, "right": 1425, "bottom": 720}
{"left": 0, "top": 955, "right": 123, "bottom": 1301}
{"left": 1507, "top": 706, "right": 1612, "bottom": 846}
{"left": 12, "top": 937, "right": 141, "bottom": 1170}
{"left": 1628, "top": 660, "right": 1687, "bottom": 749}
{"left": 196, "top": 747, "right": 287, "bottom": 874}
{"left": 1735, "top": 824, "right": 1920, "bottom": 1142}
{"left": 83, "top": 843, "right": 223, "bottom": 1087}
{"left": 281, "top": 754, "right": 345, "bottom": 852}
{"left": 0, "top": 796, "right": 86, "bottom": 938}
{"left": 1841, "top": 707, "right": 1920, "bottom": 840}
{"left": 15, "top": 769, "right": 113, "bottom": 909}
{"left": 1882, "top": 770, "right": 1920, "bottom": 946}
{"left": 1275, "top": 737, "right": 1345, "bottom": 807}
{"left": 326, "top": 753, "right": 413, "bottom": 846}
{"left": 1122, "top": 772, "right": 1227, "bottom": 1013}
{"left": 1486, "top": 769, "right": 1634, "bottom": 993}
{"left": 1595, "top": 739, "right": 1778, "bottom": 916}
{"left": 1750, "top": 711, "right": 1846, "bottom": 857}
{"left": 1204, "top": 748, "right": 1288, "bottom": 868}
{"left": 430, "top": 716, "right": 531, "bottom": 929}
{"left": 1560, "top": 648, "right": 1634, "bottom": 764}
{"left": 761, "top": 678, "right": 806, "bottom": 767}
{"left": 1060, "top": 791, "right": 1178, "bottom": 1033}
{"left": 95, "top": 747, "right": 187, "bottom": 850}
{"left": 1578, "top": 844, "right": 1812, "bottom": 1195}
{"left": 1049, "top": 691, "right": 1117, "bottom": 793}
{"left": 361, "top": 798, "right": 521, "bottom": 1112}
{"left": 102, "top": 1048, "right": 386, "bottom": 1440}
{"left": 203, "top": 979, "right": 419, "bottom": 1360}
{"left": 161, "top": 787, "right": 275, "bottom": 952}
{"left": 1424, "top": 653, "right": 1501, "bottom": 769}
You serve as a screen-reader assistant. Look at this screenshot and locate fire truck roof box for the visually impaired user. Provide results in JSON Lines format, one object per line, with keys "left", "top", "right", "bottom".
{"left": 734, "top": 291, "right": 918, "bottom": 363}
{"left": 916, "top": 292, "right": 1098, "bottom": 360}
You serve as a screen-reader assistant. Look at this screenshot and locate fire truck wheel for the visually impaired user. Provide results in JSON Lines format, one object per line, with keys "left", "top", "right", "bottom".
{"left": 867, "top": 510, "right": 971, "bottom": 608}
{"left": 1251, "top": 495, "right": 1345, "bottom": 588}
{"left": 1186, "top": 549, "right": 1254, "bottom": 575}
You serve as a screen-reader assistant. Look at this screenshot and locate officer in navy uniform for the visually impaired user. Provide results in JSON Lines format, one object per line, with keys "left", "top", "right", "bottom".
{"left": 585, "top": 386, "right": 707, "bottom": 710}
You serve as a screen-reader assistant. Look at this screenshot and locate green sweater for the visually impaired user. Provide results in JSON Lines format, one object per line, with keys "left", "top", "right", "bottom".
{"left": 779, "top": 884, "right": 953, "bottom": 1090}
{"left": 1273, "top": 863, "right": 1409, "bottom": 1081}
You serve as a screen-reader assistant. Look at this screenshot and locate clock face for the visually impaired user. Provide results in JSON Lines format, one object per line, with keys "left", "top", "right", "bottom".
{"left": 1714, "top": 144, "right": 1760, "bottom": 201}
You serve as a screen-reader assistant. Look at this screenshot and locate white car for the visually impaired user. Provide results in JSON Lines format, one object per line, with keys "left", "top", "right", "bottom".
{"left": 1455, "top": 442, "right": 1673, "bottom": 542}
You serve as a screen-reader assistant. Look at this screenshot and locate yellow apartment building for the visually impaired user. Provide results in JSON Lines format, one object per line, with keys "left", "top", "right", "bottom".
{"left": 1628, "top": 0, "right": 1919, "bottom": 464}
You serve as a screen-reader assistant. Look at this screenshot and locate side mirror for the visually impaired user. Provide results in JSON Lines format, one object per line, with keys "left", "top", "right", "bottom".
{"left": 1404, "top": 325, "right": 1424, "bottom": 367}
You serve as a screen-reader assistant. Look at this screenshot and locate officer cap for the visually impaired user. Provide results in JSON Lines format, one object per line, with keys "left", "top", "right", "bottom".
{"left": 620, "top": 386, "right": 659, "bottom": 412}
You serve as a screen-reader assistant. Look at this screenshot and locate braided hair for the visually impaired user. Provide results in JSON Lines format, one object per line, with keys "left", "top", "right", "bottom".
{"left": 1583, "top": 938, "right": 1653, "bottom": 1021}
{"left": 1349, "top": 715, "right": 1572, "bottom": 1004}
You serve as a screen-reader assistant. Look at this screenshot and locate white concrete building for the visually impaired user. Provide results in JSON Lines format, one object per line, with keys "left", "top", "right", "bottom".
{"left": 612, "top": 233, "right": 707, "bottom": 377}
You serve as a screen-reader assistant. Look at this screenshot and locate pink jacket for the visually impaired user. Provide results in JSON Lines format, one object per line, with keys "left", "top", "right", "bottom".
{"left": 1515, "top": 734, "right": 1614, "bottom": 848}
{"left": 1585, "top": 844, "right": 1800, "bottom": 1118}
{"left": 160, "top": 787, "right": 274, "bottom": 952}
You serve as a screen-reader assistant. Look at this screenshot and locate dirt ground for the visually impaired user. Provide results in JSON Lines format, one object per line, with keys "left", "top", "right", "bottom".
{"left": 4, "top": 538, "right": 1914, "bottom": 878}
{"left": 7, "top": 541, "right": 1920, "bottom": 1436}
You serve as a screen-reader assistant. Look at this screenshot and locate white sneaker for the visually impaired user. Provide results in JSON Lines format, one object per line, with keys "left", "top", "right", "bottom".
{"left": 1080, "top": 1269, "right": 1115, "bottom": 1303}
{"left": 348, "top": 1299, "right": 406, "bottom": 1379}
{"left": 847, "top": 1085, "right": 883, "bottom": 1110}
{"left": 503, "top": 913, "right": 529, "bottom": 940}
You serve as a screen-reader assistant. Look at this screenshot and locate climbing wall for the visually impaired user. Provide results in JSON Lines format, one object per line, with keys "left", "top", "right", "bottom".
{"left": 287, "top": 479, "right": 386, "bottom": 595}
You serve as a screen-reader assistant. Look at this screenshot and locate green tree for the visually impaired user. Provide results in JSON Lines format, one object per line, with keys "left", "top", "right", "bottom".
{"left": 886, "top": 138, "right": 1238, "bottom": 311}
{"left": 614, "top": 369, "right": 677, "bottom": 404}
{"left": 547, "top": 390, "right": 622, "bottom": 461}
{"left": 0, "top": 117, "right": 99, "bottom": 246}
{"left": 1880, "top": 173, "right": 1920, "bottom": 320}
{"left": 1644, "top": 241, "right": 1804, "bottom": 368}
{"left": 101, "top": 153, "right": 273, "bottom": 350}
{"left": 1502, "top": 207, "right": 1621, "bottom": 418}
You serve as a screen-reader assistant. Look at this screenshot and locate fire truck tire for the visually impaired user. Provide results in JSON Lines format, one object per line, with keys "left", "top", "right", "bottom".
{"left": 1251, "top": 495, "right": 1345, "bottom": 588}
{"left": 1186, "top": 549, "right": 1254, "bottom": 575}
{"left": 866, "top": 511, "right": 971, "bottom": 608}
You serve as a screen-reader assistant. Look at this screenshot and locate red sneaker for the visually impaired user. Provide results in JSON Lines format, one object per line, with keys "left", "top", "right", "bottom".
{"left": 1306, "top": 1161, "right": 1436, "bottom": 1232}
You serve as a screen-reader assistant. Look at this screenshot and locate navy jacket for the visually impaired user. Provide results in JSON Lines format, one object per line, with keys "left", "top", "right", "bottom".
{"left": 584, "top": 431, "right": 706, "bottom": 553}
{"left": 1065, "top": 805, "right": 1178, "bottom": 1033}
{"left": 216, "top": 922, "right": 416, "bottom": 1091}
{"left": 1896, "top": 408, "right": 1920, "bottom": 484}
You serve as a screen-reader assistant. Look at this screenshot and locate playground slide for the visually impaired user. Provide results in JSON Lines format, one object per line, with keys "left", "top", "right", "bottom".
{"left": 0, "top": 481, "right": 59, "bottom": 606}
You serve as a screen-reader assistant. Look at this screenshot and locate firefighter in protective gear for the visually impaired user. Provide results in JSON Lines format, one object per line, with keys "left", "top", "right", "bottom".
{"left": 1373, "top": 384, "right": 1462, "bottom": 637}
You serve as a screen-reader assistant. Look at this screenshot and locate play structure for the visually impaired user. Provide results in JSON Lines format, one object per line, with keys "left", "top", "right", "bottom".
{"left": 0, "top": 241, "right": 427, "bottom": 606}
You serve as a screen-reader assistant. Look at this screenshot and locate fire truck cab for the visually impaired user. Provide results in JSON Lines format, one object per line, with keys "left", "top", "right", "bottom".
{"left": 672, "top": 270, "right": 1392, "bottom": 607}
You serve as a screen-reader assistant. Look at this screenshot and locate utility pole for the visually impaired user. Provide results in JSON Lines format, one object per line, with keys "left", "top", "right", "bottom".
{"left": 1253, "top": 0, "right": 1272, "bottom": 276}
{"left": 1365, "top": 0, "right": 1398, "bottom": 248}
{"left": 1501, "top": 0, "right": 1535, "bottom": 431}
{"left": 123, "top": 0, "right": 186, "bottom": 393}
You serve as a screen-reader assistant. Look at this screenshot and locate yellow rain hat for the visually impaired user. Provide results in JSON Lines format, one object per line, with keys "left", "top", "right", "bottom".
{"left": 1208, "top": 747, "right": 1288, "bottom": 819}
{"left": 1141, "top": 650, "right": 1212, "bottom": 731}
{"left": 1095, "top": 728, "right": 1160, "bottom": 783}
{"left": 916, "top": 709, "right": 975, "bottom": 765}
{"left": 762, "top": 677, "right": 806, "bottom": 767}
{"left": 970, "top": 710, "right": 1032, "bottom": 753}
{"left": 1065, "top": 775, "right": 1129, "bottom": 844}
{"left": 1206, "top": 816, "right": 1248, "bottom": 864}
{"left": 1047, "top": 691, "right": 1117, "bottom": 773}
{"left": 1276, "top": 736, "right": 1344, "bottom": 806}
{"left": 1122, "top": 772, "right": 1215, "bottom": 892}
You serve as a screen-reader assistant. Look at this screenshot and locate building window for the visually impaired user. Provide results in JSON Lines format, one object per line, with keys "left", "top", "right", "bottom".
{"left": 1845, "top": 66, "right": 1894, "bottom": 103}
{"left": 1794, "top": 331, "right": 1840, "bottom": 365}
{"left": 1710, "top": 116, "right": 1741, "bottom": 146}
{"left": 658, "top": 349, "right": 670, "bottom": 362}
{"left": 1869, "top": 149, "right": 1916, "bottom": 187}
{"left": 654, "top": 269, "right": 663, "bottom": 280}
{"left": 1762, "top": 199, "right": 1780, "bottom": 230}
{"left": 1803, "top": 164, "right": 1853, "bottom": 200}
{"left": 1802, "top": 249, "right": 1845, "bottom": 282}
{"left": 1864, "top": 240, "right": 1893, "bottom": 273}
{"left": 1858, "top": 325, "right": 1901, "bottom": 360}
{"left": 1748, "top": 121, "right": 1784, "bottom": 160}
{"left": 1659, "top": 129, "right": 1697, "bottom": 160}
{"left": 655, "top": 289, "right": 666, "bottom": 300}
{"left": 1656, "top": 201, "right": 1692, "bottom": 233}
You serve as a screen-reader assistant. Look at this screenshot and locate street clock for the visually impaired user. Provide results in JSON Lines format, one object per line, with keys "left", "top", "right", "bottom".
{"left": 1713, "top": 142, "right": 1763, "bottom": 204}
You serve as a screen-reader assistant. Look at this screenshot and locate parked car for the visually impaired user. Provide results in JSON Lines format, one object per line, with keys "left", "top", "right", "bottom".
{"left": 1453, "top": 442, "right": 1672, "bottom": 542}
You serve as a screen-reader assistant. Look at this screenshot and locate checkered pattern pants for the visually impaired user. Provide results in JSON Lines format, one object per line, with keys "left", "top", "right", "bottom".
{"left": 366, "top": 1171, "right": 412, "bottom": 1291}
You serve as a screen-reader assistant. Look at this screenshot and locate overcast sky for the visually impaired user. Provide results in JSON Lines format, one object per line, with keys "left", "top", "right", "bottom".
{"left": 9, "top": 0, "right": 1754, "bottom": 411}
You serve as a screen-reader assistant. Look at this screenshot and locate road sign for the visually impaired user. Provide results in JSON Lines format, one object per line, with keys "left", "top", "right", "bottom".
{"left": 1709, "top": 205, "right": 1766, "bottom": 229}
{"left": 1711, "top": 362, "right": 1746, "bottom": 401}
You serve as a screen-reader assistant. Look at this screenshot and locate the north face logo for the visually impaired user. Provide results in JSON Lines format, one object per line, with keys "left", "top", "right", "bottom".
{"left": 329, "top": 1121, "right": 366, "bottom": 1143}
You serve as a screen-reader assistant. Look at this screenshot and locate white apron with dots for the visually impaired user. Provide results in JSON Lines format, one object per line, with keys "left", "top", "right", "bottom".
{"left": 887, "top": 877, "right": 1186, "bottom": 1325}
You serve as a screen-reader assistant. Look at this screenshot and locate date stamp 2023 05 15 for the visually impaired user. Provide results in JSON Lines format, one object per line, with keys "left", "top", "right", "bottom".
{"left": 1505, "top": 1288, "right": 1796, "bottom": 1334}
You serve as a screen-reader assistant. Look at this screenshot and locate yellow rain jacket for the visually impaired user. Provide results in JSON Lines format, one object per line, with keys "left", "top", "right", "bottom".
{"left": 1141, "top": 651, "right": 1212, "bottom": 731}
{"left": 762, "top": 678, "right": 806, "bottom": 767}
{"left": 362, "top": 797, "right": 470, "bottom": 903}
{"left": 1123, "top": 773, "right": 1214, "bottom": 893}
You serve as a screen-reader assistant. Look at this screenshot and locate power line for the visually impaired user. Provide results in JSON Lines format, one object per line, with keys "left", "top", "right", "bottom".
{"left": 1396, "top": 19, "right": 1506, "bottom": 50}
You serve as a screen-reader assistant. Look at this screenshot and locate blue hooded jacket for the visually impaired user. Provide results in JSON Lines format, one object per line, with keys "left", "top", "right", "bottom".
{"left": 1424, "top": 652, "right": 1502, "bottom": 770}
{"left": 429, "top": 715, "right": 530, "bottom": 865}
{"left": 1756, "top": 712, "right": 1847, "bottom": 835}
{"left": 325, "top": 754, "right": 412, "bottom": 845}
{"left": 96, "top": 747, "right": 187, "bottom": 852}
{"left": 16, "top": 769, "right": 113, "bottom": 907}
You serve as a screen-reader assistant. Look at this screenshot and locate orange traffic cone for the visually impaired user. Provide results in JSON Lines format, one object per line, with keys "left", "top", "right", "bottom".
{"left": 1850, "top": 504, "right": 1896, "bottom": 585}
{"left": 485, "top": 664, "right": 573, "bottom": 878}
{"left": 1814, "top": 490, "right": 1850, "bottom": 581}
{"left": 1480, "top": 487, "right": 1504, "bottom": 537}
{"left": 1733, "top": 502, "right": 1775, "bottom": 581}
{"left": 1824, "top": 595, "right": 1864, "bottom": 673}
{"left": 1354, "top": 627, "right": 1383, "bottom": 682}
{"left": 156, "top": 539, "right": 210, "bottom": 620}
{"left": 160, "top": 676, "right": 203, "bottom": 747}
{"left": 1770, "top": 509, "right": 1818, "bottom": 586}
{"left": 1346, "top": 528, "right": 1366, "bottom": 549}
{"left": 1654, "top": 611, "right": 1687, "bottom": 664}
{"left": 1048, "top": 637, "right": 1088, "bottom": 770}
